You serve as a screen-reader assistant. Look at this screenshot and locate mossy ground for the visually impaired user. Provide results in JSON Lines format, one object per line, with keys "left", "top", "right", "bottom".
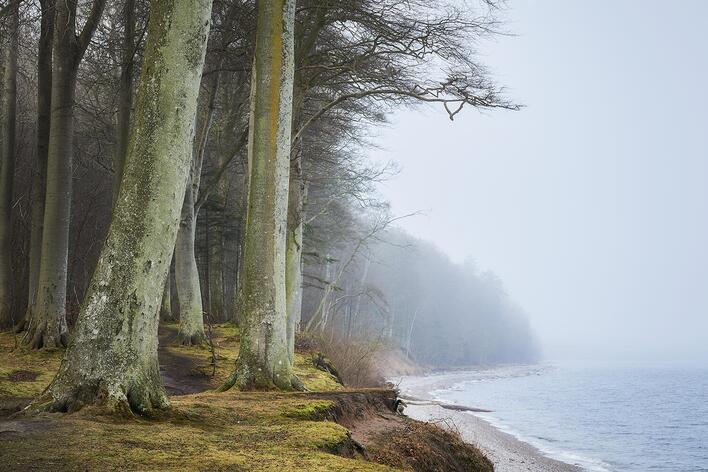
{"left": 0, "top": 390, "right": 394, "bottom": 471}
{"left": 158, "top": 323, "right": 342, "bottom": 392}
{"left": 0, "top": 325, "right": 381, "bottom": 471}
{"left": 0, "top": 331, "right": 62, "bottom": 399}
{"left": 0, "top": 325, "right": 490, "bottom": 471}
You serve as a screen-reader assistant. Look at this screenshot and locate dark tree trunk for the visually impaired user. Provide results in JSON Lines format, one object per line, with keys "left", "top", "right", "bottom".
{"left": 0, "top": 0, "right": 19, "bottom": 328}
{"left": 25, "top": 0, "right": 107, "bottom": 348}
{"left": 20, "top": 0, "right": 55, "bottom": 333}
{"left": 113, "top": 0, "right": 136, "bottom": 203}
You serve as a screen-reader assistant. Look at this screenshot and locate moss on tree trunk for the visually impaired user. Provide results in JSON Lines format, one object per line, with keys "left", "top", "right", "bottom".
{"left": 31, "top": 0, "right": 213, "bottom": 414}
{"left": 222, "top": 0, "right": 300, "bottom": 391}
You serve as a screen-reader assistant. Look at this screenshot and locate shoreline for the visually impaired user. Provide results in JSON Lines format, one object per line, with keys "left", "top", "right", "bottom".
{"left": 394, "top": 371, "right": 588, "bottom": 472}
{"left": 404, "top": 402, "right": 583, "bottom": 472}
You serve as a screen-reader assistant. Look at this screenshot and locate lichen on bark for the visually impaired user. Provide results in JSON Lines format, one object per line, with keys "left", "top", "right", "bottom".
{"left": 28, "top": 0, "right": 214, "bottom": 414}
{"left": 222, "top": 0, "right": 301, "bottom": 391}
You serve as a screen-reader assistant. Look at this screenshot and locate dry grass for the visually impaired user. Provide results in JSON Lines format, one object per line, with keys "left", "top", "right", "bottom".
{"left": 300, "top": 332, "right": 388, "bottom": 387}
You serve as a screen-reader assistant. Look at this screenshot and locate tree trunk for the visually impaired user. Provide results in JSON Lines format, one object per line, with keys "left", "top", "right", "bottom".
{"left": 175, "top": 66, "right": 219, "bottom": 341}
{"left": 113, "top": 0, "right": 135, "bottom": 203}
{"left": 19, "top": 0, "right": 54, "bottom": 333}
{"left": 207, "top": 200, "right": 226, "bottom": 322}
{"left": 26, "top": 15, "right": 77, "bottom": 348}
{"left": 222, "top": 0, "right": 299, "bottom": 391}
{"left": 160, "top": 271, "right": 172, "bottom": 322}
{"left": 285, "top": 155, "right": 304, "bottom": 362}
{"left": 25, "top": 0, "right": 107, "bottom": 349}
{"left": 33, "top": 0, "right": 213, "bottom": 414}
{"left": 175, "top": 168, "right": 206, "bottom": 345}
{"left": 0, "top": 0, "right": 19, "bottom": 328}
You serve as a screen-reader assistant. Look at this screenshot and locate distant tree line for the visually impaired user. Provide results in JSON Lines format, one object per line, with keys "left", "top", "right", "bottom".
{"left": 305, "top": 227, "right": 540, "bottom": 367}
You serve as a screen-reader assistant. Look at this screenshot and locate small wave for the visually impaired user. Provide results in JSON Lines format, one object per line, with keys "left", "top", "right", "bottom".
{"left": 467, "top": 411, "right": 614, "bottom": 472}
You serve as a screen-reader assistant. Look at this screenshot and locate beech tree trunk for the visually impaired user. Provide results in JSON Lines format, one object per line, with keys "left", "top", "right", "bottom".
{"left": 285, "top": 156, "right": 304, "bottom": 362}
{"left": 0, "top": 0, "right": 19, "bottom": 328}
{"left": 33, "top": 0, "right": 213, "bottom": 414}
{"left": 26, "top": 0, "right": 106, "bottom": 349}
{"left": 20, "top": 0, "right": 54, "bottom": 333}
{"left": 160, "top": 271, "right": 172, "bottom": 322}
{"left": 174, "top": 69, "right": 219, "bottom": 342}
{"left": 113, "top": 0, "right": 135, "bottom": 202}
{"left": 222, "top": 0, "right": 299, "bottom": 391}
{"left": 207, "top": 200, "right": 226, "bottom": 322}
{"left": 175, "top": 167, "right": 206, "bottom": 345}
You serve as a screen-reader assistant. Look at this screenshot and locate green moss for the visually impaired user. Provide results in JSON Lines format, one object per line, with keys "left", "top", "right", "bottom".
{"left": 1, "top": 324, "right": 393, "bottom": 470}
{"left": 0, "top": 332, "right": 61, "bottom": 398}
{"left": 213, "top": 323, "right": 240, "bottom": 339}
{"left": 281, "top": 399, "right": 333, "bottom": 420}
{"left": 0, "top": 391, "right": 394, "bottom": 471}
{"left": 293, "top": 353, "right": 342, "bottom": 392}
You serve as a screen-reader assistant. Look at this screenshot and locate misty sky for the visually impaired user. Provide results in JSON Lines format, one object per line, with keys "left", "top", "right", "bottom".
{"left": 371, "top": 0, "right": 708, "bottom": 362}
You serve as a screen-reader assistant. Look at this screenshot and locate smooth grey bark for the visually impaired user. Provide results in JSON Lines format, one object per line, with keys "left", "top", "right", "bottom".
{"left": 285, "top": 155, "right": 304, "bottom": 362}
{"left": 222, "top": 0, "right": 299, "bottom": 391}
{"left": 113, "top": 0, "right": 135, "bottom": 203}
{"left": 283, "top": 9, "right": 324, "bottom": 361}
{"left": 26, "top": 0, "right": 106, "bottom": 349}
{"left": 0, "top": 0, "right": 19, "bottom": 328}
{"left": 175, "top": 165, "right": 206, "bottom": 345}
{"left": 160, "top": 273, "right": 172, "bottom": 322}
{"left": 19, "top": 0, "right": 54, "bottom": 333}
{"left": 32, "top": 0, "right": 213, "bottom": 414}
{"left": 175, "top": 70, "right": 219, "bottom": 343}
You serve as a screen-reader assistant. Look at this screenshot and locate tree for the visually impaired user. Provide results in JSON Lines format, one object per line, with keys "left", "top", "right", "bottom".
{"left": 221, "top": 0, "right": 300, "bottom": 391}
{"left": 112, "top": 0, "right": 136, "bottom": 202}
{"left": 25, "top": 0, "right": 106, "bottom": 348}
{"left": 32, "top": 0, "right": 214, "bottom": 413}
{"left": 0, "top": 0, "right": 19, "bottom": 329}
{"left": 175, "top": 1, "right": 246, "bottom": 340}
{"left": 175, "top": 157, "right": 208, "bottom": 345}
{"left": 282, "top": 0, "right": 519, "bottom": 359}
{"left": 17, "top": 0, "right": 54, "bottom": 333}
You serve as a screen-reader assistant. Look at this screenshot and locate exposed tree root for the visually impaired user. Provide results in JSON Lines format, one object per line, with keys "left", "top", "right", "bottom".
{"left": 23, "top": 320, "right": 67, "bottom": 350}
{"left": 12, "top": 317, "right": 27, "bottom": 334}
{"left": 24, "top": 378, "right": 170, "bottom": 417}
{"left": 219, "top": 361, "right": 305, "bottom": 392}
{"left": 176, "top": 329, "right": 208, "bottom": 347}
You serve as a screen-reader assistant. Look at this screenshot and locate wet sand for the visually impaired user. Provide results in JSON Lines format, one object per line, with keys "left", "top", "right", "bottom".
{"left": 396, "top": 372, "right": 584, "bottom": 472}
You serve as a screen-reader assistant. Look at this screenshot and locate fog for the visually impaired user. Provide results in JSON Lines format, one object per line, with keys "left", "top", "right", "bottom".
{"left": 371, "top": 0, "right": 708, "bottom": 363}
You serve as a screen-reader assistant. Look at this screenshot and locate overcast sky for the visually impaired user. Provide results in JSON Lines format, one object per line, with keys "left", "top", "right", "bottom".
{"left": 371, "top": 0, "right": 708, "bottom": 362}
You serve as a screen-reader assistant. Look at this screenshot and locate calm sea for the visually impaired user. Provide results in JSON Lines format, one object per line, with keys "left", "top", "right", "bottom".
{"left": 404, "top": 363, "right": 708, "bottom": 471}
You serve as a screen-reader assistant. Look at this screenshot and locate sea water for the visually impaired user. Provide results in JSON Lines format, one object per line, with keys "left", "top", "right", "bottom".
{"left": 401, "top": 363, "right": 708, "bottom": 471}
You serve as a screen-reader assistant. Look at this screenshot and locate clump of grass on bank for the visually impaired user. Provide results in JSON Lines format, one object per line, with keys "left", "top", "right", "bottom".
{"left": 367, "top": 421, "right": 494, "bottom": 472}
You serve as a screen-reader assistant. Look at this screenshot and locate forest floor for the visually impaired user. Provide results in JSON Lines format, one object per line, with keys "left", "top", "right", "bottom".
{"left": 0, "top": 324, "right": 492, "bottom": 471}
